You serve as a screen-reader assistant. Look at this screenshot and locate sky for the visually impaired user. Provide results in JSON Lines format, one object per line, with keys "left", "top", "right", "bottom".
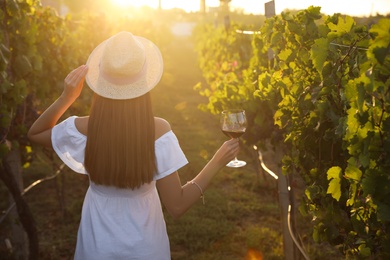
{"left": 113, "top": 0, "right": 390, "bottom": 17}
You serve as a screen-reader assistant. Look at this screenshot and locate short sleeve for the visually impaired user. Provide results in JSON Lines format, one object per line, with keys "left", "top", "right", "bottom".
{"left": 154, "top": 131, "right": 188, "bottom": 180}
{"left": 51, "top": 116, "right": 87, "bottom": 174}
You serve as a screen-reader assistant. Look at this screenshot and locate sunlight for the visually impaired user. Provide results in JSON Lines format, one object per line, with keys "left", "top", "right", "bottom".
{"left": 112, "top": 0, "right": 132, "bottom": 8}
{"left": 112, "top": 0, "right": 157, "bottom": 8}
{"left": 111, "top": 0, "right": 220, "bottom": 12}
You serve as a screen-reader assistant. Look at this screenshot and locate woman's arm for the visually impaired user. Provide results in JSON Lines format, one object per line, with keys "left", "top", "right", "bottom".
{"left": 28, "top": 65, "right": 88, "bottom": 147}
{"left": 156, "top": 138, "right": 240, "bottom": 219}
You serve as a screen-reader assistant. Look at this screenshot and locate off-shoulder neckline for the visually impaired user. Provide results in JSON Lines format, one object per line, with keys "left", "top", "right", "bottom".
{"left": 68, "top": 116, "right": 173, "bottom": 142}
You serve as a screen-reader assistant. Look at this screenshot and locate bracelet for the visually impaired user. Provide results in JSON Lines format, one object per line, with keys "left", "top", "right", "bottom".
{"left": 187, "top": 181, "right": 205, "bottom": 205}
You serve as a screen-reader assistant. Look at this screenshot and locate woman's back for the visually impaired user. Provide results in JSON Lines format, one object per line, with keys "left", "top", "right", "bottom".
{"left": 51, "top": 115, "right": 188, "bottom": 259}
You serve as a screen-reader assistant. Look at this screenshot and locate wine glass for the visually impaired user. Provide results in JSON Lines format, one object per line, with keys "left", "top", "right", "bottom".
{"left": 220, "top": 109, "right": 247, "bottom": 167}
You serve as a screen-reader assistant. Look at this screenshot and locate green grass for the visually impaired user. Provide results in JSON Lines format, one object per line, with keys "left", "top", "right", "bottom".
{"left": 0, "top": 35, "right": 343, "bottom": 259}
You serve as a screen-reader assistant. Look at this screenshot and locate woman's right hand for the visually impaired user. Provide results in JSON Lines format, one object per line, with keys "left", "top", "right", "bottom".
{"left": 61, "top": 65, "right": 88, "bottom": 102}
{"left": 28, "top": 65, "right": 88, "bottom": 147}
{"left": 212, "top": 138, "right": 240, "bottom": 168}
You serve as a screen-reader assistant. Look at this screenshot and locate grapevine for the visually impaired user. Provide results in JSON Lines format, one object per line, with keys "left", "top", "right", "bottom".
{"left": 194, "top": 6, "right": 390, "bottom": 258}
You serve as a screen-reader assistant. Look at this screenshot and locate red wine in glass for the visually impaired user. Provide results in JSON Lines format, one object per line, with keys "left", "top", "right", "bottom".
{"left": 221, "top": 109, "right": 247, "bottom": 168}
{"left": 221, "top": 129, "right": 245, "bottom": 139}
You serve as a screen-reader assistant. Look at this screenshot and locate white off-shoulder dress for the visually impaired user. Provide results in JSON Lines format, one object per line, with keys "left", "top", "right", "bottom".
{"left": 51, "top": 116, "right": 188, "bottom": 260}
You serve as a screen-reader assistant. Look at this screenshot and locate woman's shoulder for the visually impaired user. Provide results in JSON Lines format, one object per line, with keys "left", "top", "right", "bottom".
{"left": 154, "top": 117, "right": 171, "bottom": 140}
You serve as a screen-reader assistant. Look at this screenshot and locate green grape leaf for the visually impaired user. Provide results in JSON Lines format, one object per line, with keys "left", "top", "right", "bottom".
{"left": 327, "top": 167, "right": 342, "bottom": 201}
{"left": 321, "top": 61, "right": 332, "bottom": 79}
{"left": 345, "top": 81, "right": 357, "bottom": 102}
{"left": 345, "top": 107, "right": 359, "bottom": 140}
{"left": 371, "top": 46, "right": 388, "bottom": 65}
{"left": 367, "top": 18, "right": 390, "bottom": 65}
{"left": 358, "top": 152, "right": 370, "bottom": 168}
{"left": 274, "top": 109, "right": 284, "bottom": 128}
{"left": 327, "top": 178, "right": 341, "bottom": 201}
{"left": 347, "top": 182, "right": 357, "bottom": 206}
{"left": 313, "top": 224, "right": 320, "bottom": 242}
{"left": 306, "top": 6, "right": 322, "bottom": 19}
{"left": 327, "top": 16, "right": 355, "bottom": 38}
{"left": 310, "top": 38, "right": 329, "bottom": 73}
{"left": 358, "top": 244, "right": 371, "bottom": 257}
{"left": 318, "top": 24, "right": 330, "bottom": 37}
{"left": 345, "top": 164, "right": 362, "bottom": 182}
{"left": 287, "top": 21, "right": 300, "bottom": 35}
{"left": 327, "top": 166, "right": 342, "bottom": 180}
{"left": 370, "top": 18, "right": 390, "bottom": 39}
{"left": 338, "top": 16, "right": 355, "bottom": 32}
{"left": 278, "top": 48, "right": 292, "bottom": 62}
{"left": 305, "top": 185, "right": 320, "bottom": 202}
{"left": 271, "top": 31, "right": 283, "bottom": 46}
{"left": 356, "top": 84, "right": 366, "bottom": 113}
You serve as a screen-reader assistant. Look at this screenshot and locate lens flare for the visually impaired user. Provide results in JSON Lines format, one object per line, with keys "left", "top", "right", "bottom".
{"left": 245, "top": 248, "right": 263, "bottom": 260}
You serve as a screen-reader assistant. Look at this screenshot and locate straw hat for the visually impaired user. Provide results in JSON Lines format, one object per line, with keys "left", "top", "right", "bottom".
{"left": 86, "top": 31, "right": 163, "bottom": 100}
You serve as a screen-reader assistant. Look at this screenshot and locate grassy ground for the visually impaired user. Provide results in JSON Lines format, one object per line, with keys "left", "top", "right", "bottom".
{"left": 0, "top": 35, "right": 343, "bottom": 259}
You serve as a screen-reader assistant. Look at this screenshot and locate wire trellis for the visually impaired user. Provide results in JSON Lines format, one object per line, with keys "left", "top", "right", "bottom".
{"left": 0, "top": 164, "right": 65, "bottom": 225}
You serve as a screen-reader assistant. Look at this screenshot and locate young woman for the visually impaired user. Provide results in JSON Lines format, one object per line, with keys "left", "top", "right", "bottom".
{"left": 28, "top": 31, "right": 240, "bottom": 259}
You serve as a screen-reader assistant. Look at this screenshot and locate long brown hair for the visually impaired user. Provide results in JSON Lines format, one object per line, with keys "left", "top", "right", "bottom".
{"left": 85, "top": 93, "right": 156, "bottom": 189}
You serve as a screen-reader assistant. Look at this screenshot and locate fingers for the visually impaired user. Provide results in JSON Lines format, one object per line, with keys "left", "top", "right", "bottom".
{"left": 213, "top": 138, "right": 241, "bottom": 166}
{"left": 62, "top": 65, "right": 88, "bottom": 100}
{"left": 223, "top": 138, "right": 240, "bottom": 158}
{"left": 65, "top": 65, "right": 88, "bottom": 87}
{"left": 225, "top": 138, "right": 240, "bottom": 149}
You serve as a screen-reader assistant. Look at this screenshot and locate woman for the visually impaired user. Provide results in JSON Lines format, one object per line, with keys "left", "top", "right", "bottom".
{"left": 28, "top": 31, "right": 240, "bottom": 259}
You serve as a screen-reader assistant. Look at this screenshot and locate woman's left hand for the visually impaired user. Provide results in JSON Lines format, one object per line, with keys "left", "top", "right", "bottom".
{"left": 61, "top": 65, "right": 88, "bottom": 102}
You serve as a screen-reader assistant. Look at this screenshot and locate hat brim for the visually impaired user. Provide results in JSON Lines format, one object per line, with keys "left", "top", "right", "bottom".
{"left": 86, "top": 35, "right": 163, "bottom": 100}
